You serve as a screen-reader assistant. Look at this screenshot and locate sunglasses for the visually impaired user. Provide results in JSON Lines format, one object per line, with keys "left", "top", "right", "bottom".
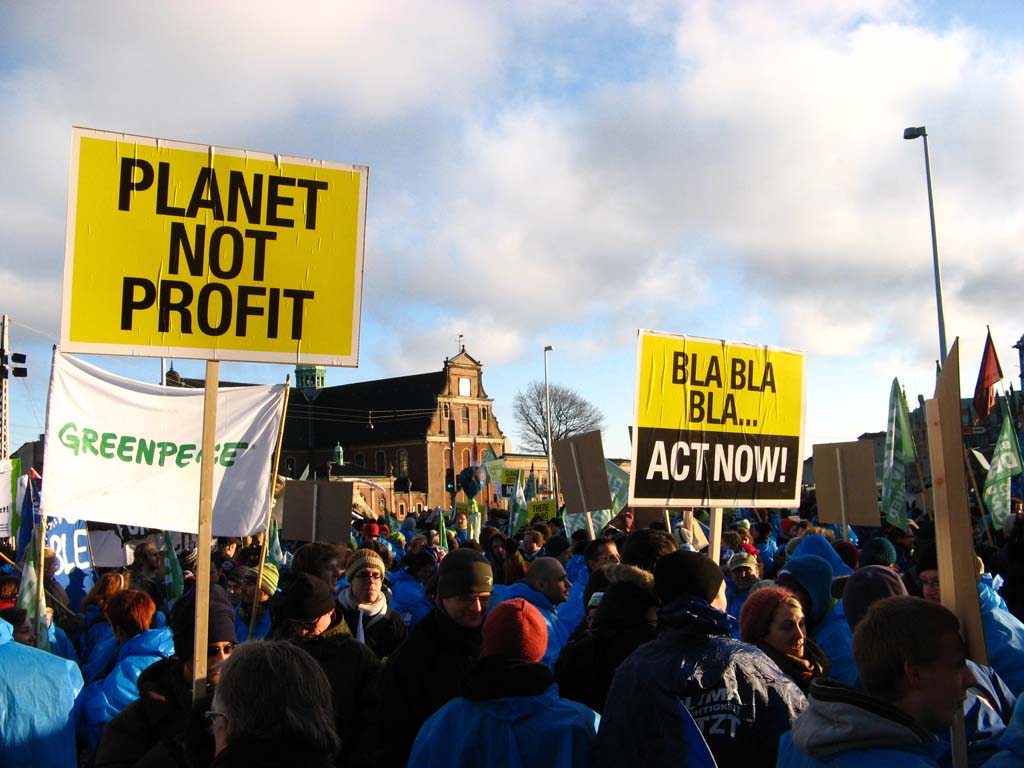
{"left": 207, "top": 642, "right": 237, "bottom": 657}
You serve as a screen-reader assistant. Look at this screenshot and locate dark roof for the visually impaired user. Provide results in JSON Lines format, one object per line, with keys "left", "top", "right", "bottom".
{"left": 284, "top": 370, "right": 446, "bottom": 450}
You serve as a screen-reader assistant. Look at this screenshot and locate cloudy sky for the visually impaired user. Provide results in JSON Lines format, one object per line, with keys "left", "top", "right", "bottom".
{"left": 3, "top": 0, "right": 1023, "bottom": 462}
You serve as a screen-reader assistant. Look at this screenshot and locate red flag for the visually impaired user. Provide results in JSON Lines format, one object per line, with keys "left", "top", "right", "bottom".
{"left": 973, "top": 329, "right": 1003, "bottom": 422}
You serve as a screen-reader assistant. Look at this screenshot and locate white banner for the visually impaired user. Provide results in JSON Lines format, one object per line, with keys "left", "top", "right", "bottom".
{"left": 0, "top": 460, "right": 12, "bottom": 537}
{"left": 41, "top": 353, "right": 285, "bottom": 536}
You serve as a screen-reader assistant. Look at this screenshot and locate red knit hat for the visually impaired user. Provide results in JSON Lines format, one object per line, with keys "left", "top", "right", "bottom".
{"left": 482, "top": 598, "right": 548, "bottom": 662}
{"left": 362, "top": 522, "right": 380, "bottom": 538}
{"left": 739, "top": 587, "right": 800, "bottom": 644}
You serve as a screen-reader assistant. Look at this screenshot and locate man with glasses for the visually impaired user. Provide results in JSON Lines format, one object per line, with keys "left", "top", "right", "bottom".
{"left": 336, "top": 549, "right": 406, "bottom": 660}
{"left": 379, "top": 548, "right": 494, "bottom": 767}
{"left": 95, "top": 585, "right": 238, "bottom": 768}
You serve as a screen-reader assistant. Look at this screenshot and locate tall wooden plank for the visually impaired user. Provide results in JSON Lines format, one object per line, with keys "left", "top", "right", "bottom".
{"left": 191, "top": 361, "right": 219, "bottom": 706}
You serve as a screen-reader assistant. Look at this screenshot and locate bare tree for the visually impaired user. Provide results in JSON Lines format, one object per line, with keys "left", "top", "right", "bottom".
{"left": 513, "top": 381, "right": 606, "bottom": 454}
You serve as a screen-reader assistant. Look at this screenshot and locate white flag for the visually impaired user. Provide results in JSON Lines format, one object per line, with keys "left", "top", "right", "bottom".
{"left": 41, "top": 352, "right": 285, "bottom": 536}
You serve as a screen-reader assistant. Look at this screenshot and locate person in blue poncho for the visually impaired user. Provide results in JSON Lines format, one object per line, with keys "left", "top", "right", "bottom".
{"left": 490, "top": 557, "right": 572, "bottom": 668}
{"left": 0, "top": 615, "right": 84, "bottom": 768}
{"left": 75, "top": 589, "right": 174, "bottom": 750}
{"left": 724, "top": 550, "right": 761, "bottom": 622}
{"left": 557, "top": 537, "right": 620, "bottom": 637}
{"left": 776, "top": 552, "right": 859, "bottom": 687}
{"left": 389, "top": 550, "right": 437, "bottom": 628}
{"left": 235, "top": 561, "right": 278, "bottom": 641}
{"left": 984, "top": 695, "right": 1024, "bottom": 767}
{"left": 409, "top": 598, "right": 600, "bottom": 768}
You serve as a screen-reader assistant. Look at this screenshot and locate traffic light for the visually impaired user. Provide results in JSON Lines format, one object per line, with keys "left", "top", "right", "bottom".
{"left": 0, "top": 351, "right": 27, "bottom": 379}
{"left": 445, "top": 468, "right": 455, "bottom": 492}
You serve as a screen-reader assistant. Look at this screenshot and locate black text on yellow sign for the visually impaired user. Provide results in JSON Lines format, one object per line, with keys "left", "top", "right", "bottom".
{"left": 629, "top": 331, "right": 806, "bottom": 507}
{"left": 61, "top": 128, "right": 368, "bottom": 366}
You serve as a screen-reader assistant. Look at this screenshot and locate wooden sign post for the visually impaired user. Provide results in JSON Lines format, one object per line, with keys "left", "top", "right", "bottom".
{"left": 924, "top": 340, "right": 987, "bottom": 768}
{"left": 191, "top": 361, "right": 218, "bottom": 705}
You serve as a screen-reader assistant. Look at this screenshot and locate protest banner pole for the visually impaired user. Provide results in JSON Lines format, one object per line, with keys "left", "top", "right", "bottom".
{"left": 835, "top": 448, "right": 850, "bottom": 542}
{"left": 250, "top": 379, "right": 290, "bottom": 636}
{"left": 664, "top": 509, "right": 672, "bottom": 533}
{"left": 925, "top": 341, "right": 987, "bottom": 768}
{"left": 192, "top": 360, "right": 219, "bottom": 706}
{"left": 962, "top": 446, "right": 995, "bottom": 548}
{"left": 709, "top": 508, "right": 723, "bottom": 564}
{"left": 915, "top": 460, "right": 932, "bottom": 519}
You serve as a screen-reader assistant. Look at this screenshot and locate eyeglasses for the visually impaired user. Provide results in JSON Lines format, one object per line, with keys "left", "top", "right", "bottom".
{"left": 205, "top": 710, "right": 227, "bottom": 723}
{"left": 207, "top": 642, "right": 236, "bottom": 657}
{"left": 353, "top": 571, "right": 383, "bottom": 582}
{"left": 288, "top": 617, "right": 327, "bottom": 634}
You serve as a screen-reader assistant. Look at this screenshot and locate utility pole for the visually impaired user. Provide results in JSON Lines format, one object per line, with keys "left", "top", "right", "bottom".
{"left": 1, "top": 315, "right": 29, "bottom": 459}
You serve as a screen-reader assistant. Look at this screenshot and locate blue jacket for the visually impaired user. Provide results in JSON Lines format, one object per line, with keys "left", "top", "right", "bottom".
{"left": 979, "top": 581, "right": 1024, "bottom": 697}
{"left": 48, "top": 622, "right": 79, "bottom": 664}
{"left": 75, "top": 626, "right": 174, "bottom": 748}
{"left": 725, "top": 576, "right": 753, "bottom": 624}
{"left": 935, "top": 661, "right": 1016, "bottom": 767}
{"left": 389, "top": 568, "right": 433, "bottom": 628}
{"left": 777, "top": 678, "right": 942, "bottom": 768}
{"left": 595, "top": 594, "right": 805, "bottom": 768}
{"left": 234, "top": 604, "right": 271, "bottom": 642}
{"left": 0, "top": 617, "right": 84, "bottom": 768}
{"left": 491, "top": 583, "right": 570, "bottom": 668}
{"left": 813, "top": 602, "right": 859, "bottom": 688}
{"left": 983, "top": 694, "right": 1024, "bottom": 768}
{"left": 557, "top": 557, "right": 591, "bottom": 637}
{"left": 789, "top": 534, "right": 853, "bottom": 577}
{"left": 409, "top": 683, "right": 600, "bottom": 767}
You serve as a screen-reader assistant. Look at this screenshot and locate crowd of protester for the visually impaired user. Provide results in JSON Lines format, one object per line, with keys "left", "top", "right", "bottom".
{"left": 2, "top": 494, "right": 1024, "bottom": 767}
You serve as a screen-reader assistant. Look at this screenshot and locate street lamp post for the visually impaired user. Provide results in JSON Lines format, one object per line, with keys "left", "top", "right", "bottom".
{"left": 543, "top": 345, "right": 555, "bottom": 503}
{"left": 904, "top": 126, "right": 948, "bottom": 364}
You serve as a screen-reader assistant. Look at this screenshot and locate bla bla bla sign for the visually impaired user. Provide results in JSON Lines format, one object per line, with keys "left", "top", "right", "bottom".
{"left": 630, "top": 332, "right": 806, "bottom": 508}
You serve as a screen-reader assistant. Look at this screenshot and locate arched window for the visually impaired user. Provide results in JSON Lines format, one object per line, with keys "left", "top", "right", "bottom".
{"left": 399, "top": 503, "right": 406, "bottom": 516}
{"left": 481, "top": 406, "right": 488, "bottom": 422}
{"left": 397, "top": 449, "right": 409, "bottom": 478}
{"left": 443, "top": 403, "right": 450, "bottom": 419}
{"left": 461, "top": 448, "right": 471, "bottom": 470}
{"left": 354, "top": 452, "right": 365, "bottom": 468}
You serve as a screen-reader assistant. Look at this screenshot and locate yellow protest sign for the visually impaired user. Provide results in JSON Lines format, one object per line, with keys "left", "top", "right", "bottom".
{"left": 61, "top": 128, "right": 368, "bottom": 365}
{"left": 629, "top": 330, "right": 806, "bottom": 507}
{"left": 527, "top": 500, "right": 557, "bottom": 520}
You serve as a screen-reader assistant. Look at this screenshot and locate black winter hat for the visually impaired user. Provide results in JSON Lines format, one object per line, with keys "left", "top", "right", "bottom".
{"left": 654, "top": 550, "right": 724, "bottom": 605}
{"left": 170, "top": 584, "right": 237, "bottom": 660}
{"left": 842, "top": 565, "right": 908, "bottom": 631}
{"left": 437, "top": 549, "right": 493, "bottom": 599}
{"left": 275, "top": 573, "right": 336, "bottom": 623}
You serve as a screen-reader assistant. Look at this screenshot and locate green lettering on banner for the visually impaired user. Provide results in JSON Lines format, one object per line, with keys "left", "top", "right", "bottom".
{"left": 55, "top": 421, "right": 251, "bottom": 469}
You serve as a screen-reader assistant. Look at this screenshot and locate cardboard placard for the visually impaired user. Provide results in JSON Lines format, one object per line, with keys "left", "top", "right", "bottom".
{"left": 553, "top": 431, "right": 613, "bottom": 514}
{"left": 280, "top": 480, "right": 353, "bottom": 543}
{"left": 812, "top": 440, "right": 881, "bottom": 527}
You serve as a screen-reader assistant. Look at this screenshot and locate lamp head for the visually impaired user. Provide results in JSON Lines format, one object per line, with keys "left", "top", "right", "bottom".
{"left": 903, "top": 126, "right": 927, "bottom": 140}
{"left": 544, "top": 345, "right": 553, "bottom": 352}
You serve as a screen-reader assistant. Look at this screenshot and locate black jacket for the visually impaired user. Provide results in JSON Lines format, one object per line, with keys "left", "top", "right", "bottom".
{"left": 377, "top": 606, "right": 482, "bottom": 767}
{"left": 595, "top": 595, "right": 807, "bottom": 768}
{"left": 94, "top": 656, "right": 213, "bottom": 768}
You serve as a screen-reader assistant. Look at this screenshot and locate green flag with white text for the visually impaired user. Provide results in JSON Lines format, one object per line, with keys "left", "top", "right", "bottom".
{"left": 983, "top": 413, "right": 1023, "bottom": 527}
{"left": 881, "top": 378, "right": 916, "bottom": 530}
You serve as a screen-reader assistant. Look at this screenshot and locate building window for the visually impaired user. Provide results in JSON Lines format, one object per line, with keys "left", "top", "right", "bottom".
{"left": 481, "top": 406, "right": 488, "bottom": 421}
{"left": 354, "top": 452, "right": 365, "bottom": 468}
{"left": 443, "top": 403, "right": 450, "bottom": 420}
{"left": 379, "top": 497, "right": 386, "bottom": 509}
{"left": 375, "top": 450, "right": 386, "bottom": 474}
{"left": 416, "top": 503, "right": 423, "bottom": 513}
{"left": 459, "top": 377, "right": 471, "bottom": 397}
{"left": 397, "top": 449, "right": 409, "bottom": 478}
{"left": 399, "top": 503, "right": 406, "bottom": 516}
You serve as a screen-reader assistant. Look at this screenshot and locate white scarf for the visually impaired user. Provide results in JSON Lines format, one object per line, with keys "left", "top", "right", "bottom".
{"left": 339, "top": 587, "right": 388, "bottom": 644}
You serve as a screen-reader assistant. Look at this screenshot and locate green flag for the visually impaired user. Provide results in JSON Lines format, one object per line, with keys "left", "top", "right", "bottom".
{"left": 16, "top": 529, "right": 50, "bottom": 652}
{"left": 524, "top": 465, "right": 537, "bottom": 502}
{"left": 983, "top": 413, "right": 1023, "bottom": 527}
{"left": 564, "top": 461, "right": 630, "bottom": 537}
{"left": 881, "top": 378, "right": 916, "bottom": 530}
{"left": 162, "top": 530, "right": 184, "bottom": 609}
